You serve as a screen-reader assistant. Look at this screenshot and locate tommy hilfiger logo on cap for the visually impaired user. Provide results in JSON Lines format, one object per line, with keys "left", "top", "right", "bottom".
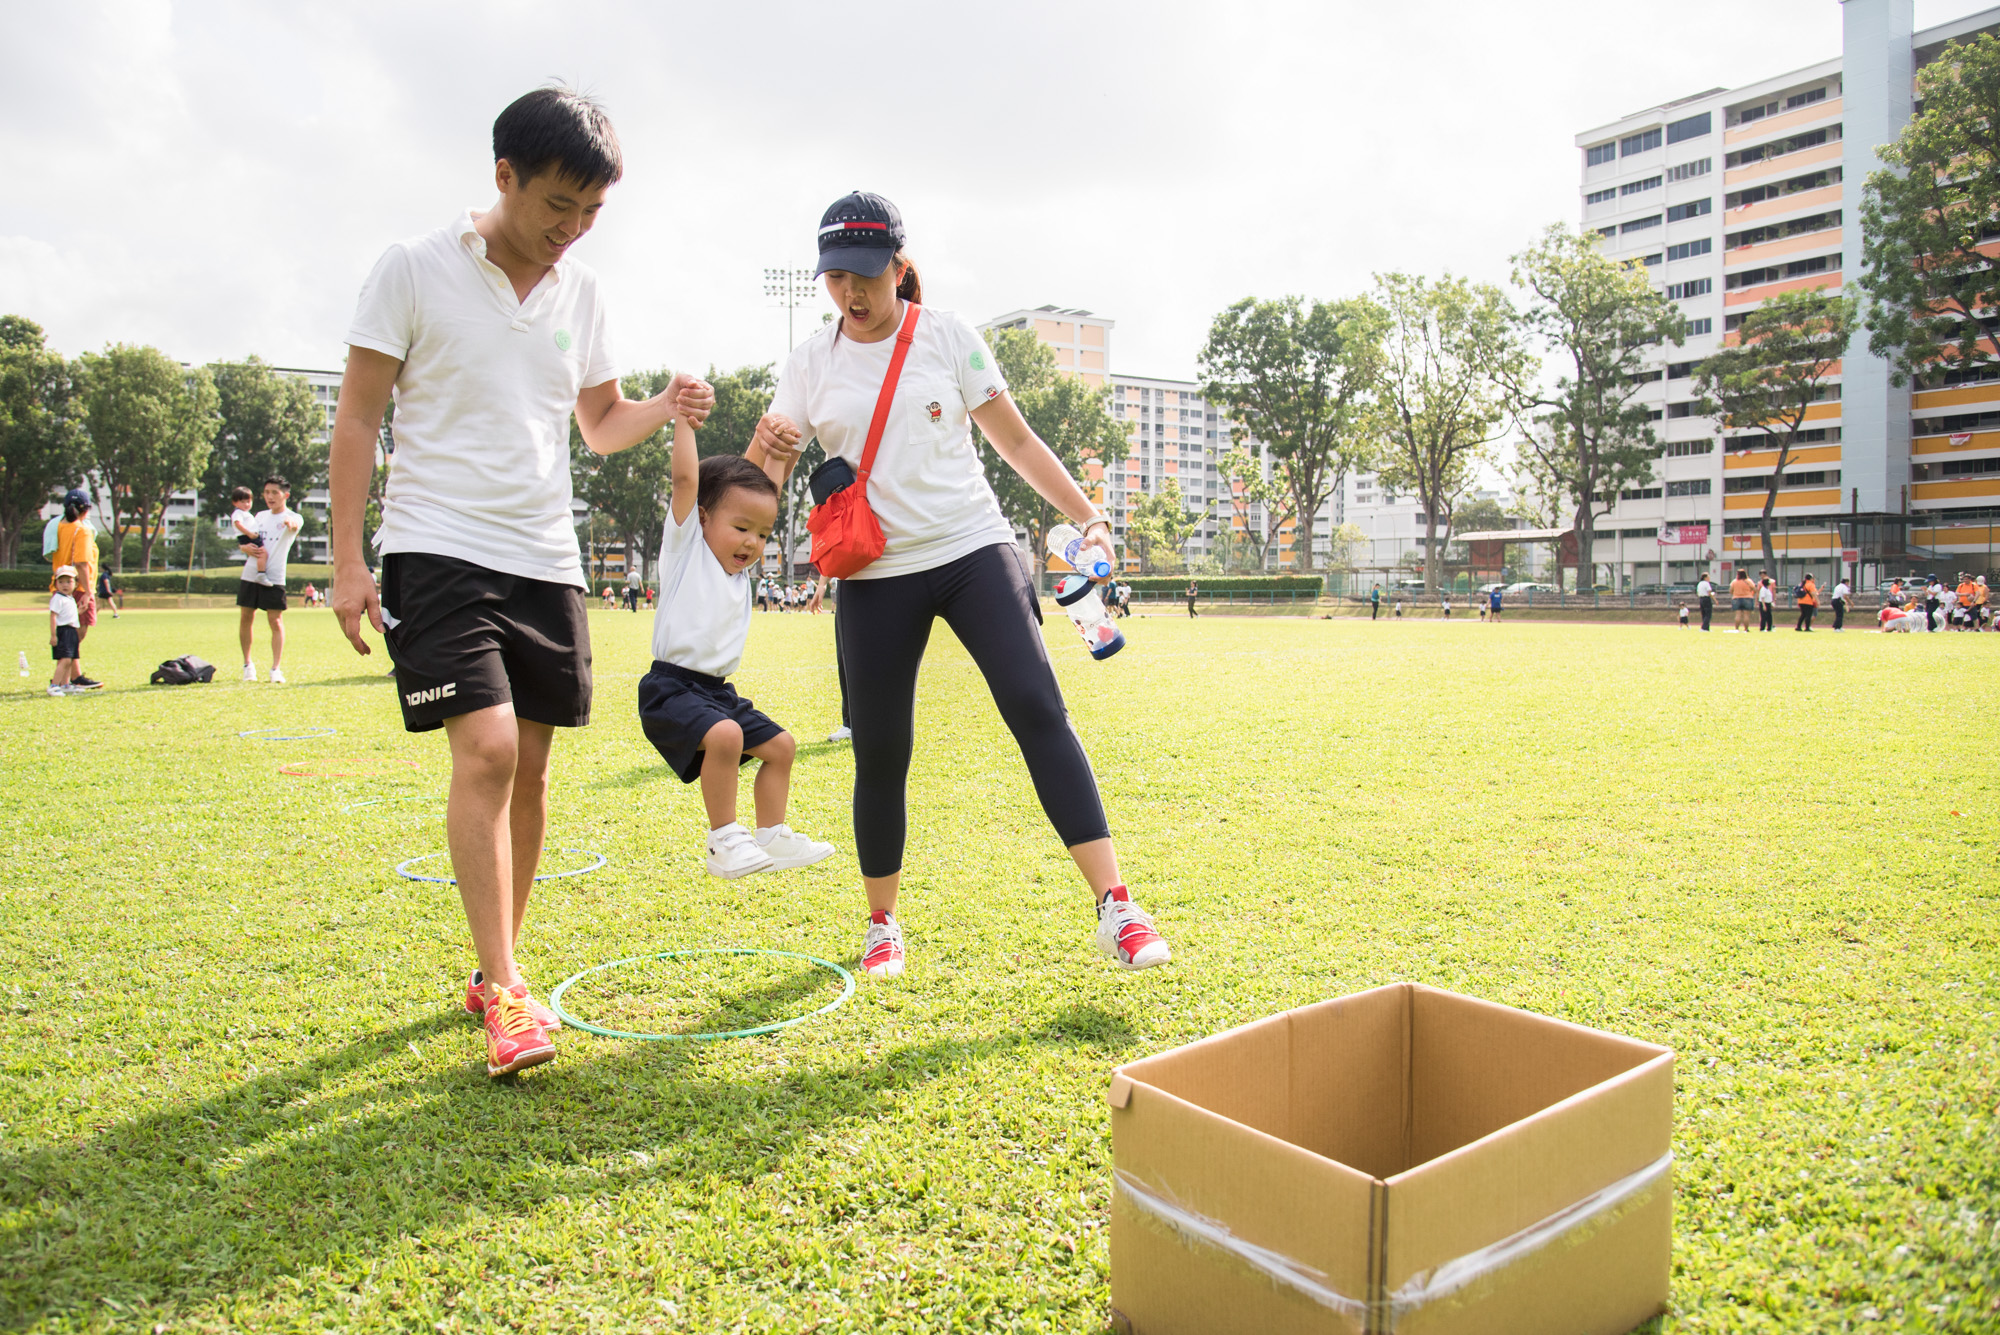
{"left": 814, "top": 190, "right": 905, "bottom": 278}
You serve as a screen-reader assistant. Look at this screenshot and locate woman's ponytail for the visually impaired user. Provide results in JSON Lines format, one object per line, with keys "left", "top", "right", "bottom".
{"left": 894, "top": 251, "right": 922, "bottom": 305}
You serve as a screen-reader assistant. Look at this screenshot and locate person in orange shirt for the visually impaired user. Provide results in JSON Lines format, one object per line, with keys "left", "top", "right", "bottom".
{"left": 49, "top": 489, "right": 104, "bottom": 689}
{"left": 1794, "top": 573, "right": 1818, "bottom": 632}
{"left": 1956, "top": 574, "right": 1978, "bottom": 631}
{"left": 1729, "top": 569, "right": 1756, "bottom": 632}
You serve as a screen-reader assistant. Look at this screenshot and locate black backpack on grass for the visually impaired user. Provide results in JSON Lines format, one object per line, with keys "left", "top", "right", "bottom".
{"left": 149, "top": 655, "right": 216, "bottom": 685}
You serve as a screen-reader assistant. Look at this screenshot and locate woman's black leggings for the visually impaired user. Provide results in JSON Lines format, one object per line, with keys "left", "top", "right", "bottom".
{"left": 836, "top": 543, "right": 1108, "bottom": 877}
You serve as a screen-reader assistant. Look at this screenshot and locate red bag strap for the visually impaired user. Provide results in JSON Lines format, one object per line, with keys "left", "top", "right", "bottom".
{"left": 855, "top": 302, "right": 921, "bottom": 485}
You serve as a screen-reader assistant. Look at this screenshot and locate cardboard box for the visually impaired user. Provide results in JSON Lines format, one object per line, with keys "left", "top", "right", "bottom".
{"left": 1107, "top": 983, "right": 1674, "bottom": 1335}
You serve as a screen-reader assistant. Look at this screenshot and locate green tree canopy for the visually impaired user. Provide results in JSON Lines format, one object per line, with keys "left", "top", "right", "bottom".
{"left": 1125, "top": 478, "right": 1199, "bottom": 573}
{"left": 1215, "top": 445, "right": 1289, "bottom": 571}
{"left": 80, "top": 345, "right": 220, "bottom": 572}
{"left": 1507, "top": 225, "right": 1684, "bottom": 590}
{"left": 1199, "top": 295, "right": 1387, "bottom": 573}
{"left": 1372, "top": 273, "right": 1528, "bottom": 591}
{"left": 200, "top": 357, "right": 325, "bottom": 518}
{"left": 973, "top": 328, "right": 1130, "bottom": 561}
{"left": 1858, "top": 33, "right": 2000, "bottom": 385}
{"left": 0, "top": 316, "right": 82, "bottom": 569}
{"left": 1692, "top": 287, "right": 1853, "bottom": 571}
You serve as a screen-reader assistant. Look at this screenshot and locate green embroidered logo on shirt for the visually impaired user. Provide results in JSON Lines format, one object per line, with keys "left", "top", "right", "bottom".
{"left": 554, "top": 329, "right": 574, "bottom": 352}
{"left": 969, "top": 350, "right": 986, "bottom": 371}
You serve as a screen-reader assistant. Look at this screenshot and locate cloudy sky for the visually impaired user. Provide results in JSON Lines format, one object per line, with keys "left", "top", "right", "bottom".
{"left": 1, "top": 0, "right": 1991, "bottom": 386}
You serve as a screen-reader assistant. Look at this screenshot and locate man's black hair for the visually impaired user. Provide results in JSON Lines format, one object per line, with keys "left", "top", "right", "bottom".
{"left": 697, "top": 455, "right": 778, "bottom": 512}
{"left": 264, "top": 475, "right": 289, "bottom": 492}
{"left": 493, "top": 85, "right": 623, "bottom": 189}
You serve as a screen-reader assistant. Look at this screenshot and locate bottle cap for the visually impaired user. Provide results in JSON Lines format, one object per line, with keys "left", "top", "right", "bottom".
{"left": 1053, "top": 574, "right": 1097, "bottom": 608}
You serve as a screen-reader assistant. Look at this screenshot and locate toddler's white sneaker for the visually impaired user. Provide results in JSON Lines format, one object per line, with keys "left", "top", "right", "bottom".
{"left": 754, "top": 823, "right": 835, "bottom": 871}
{"left": 705, "top": 822, "right": 775, "bottom": 879}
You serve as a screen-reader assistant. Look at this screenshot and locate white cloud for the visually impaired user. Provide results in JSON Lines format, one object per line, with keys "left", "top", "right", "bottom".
{"left": 1, "top": 0, "right": 1992, "bottom": 383}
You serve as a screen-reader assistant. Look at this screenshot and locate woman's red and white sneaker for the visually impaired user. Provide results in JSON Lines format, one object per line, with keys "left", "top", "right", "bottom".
{"left": 1096, "top": 886, "right": 1171, "bottom": 970}
{"left": 484, "top": 984, "right": 556, "bottom": 1077}
{"left": 861, "top": 911, "right": 905, "bottom": 979}
{"left": 464, "top": 970, "right": 561, "bottom": 1030}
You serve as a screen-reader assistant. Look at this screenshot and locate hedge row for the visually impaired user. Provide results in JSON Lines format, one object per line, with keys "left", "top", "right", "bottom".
{"left": 1112, "top": 575, "right": 1324, "bottom": 594}
{"left": 0, "top": 567, "right": 319, "bottom": 594}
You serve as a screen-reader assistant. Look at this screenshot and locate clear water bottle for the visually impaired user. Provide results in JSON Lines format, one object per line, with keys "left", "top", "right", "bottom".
{"left": 16, "top": 650, "right": 27, "bottom": 676}
{"left": 1045, "top": 524, "right": 1111, "bottom": 580}
{"left": 1053, "top": 575, "right": 1125, "bottom": 659}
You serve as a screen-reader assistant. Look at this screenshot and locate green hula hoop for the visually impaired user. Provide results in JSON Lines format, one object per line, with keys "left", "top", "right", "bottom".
{"left": 549, "top": 948, "right": 855, "bottom": 1041}
{"left": 395, "top": 848, "right": 605, "bottom": 884}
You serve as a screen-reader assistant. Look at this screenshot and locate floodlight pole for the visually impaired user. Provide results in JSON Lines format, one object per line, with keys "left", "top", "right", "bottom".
{"left": 764, "top": 266, "right": 817, "bottom": 352}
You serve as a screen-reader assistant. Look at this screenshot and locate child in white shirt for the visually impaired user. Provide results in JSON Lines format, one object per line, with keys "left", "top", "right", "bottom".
{"left": 228, "top": 486, "right": 268, "bottom": 575}
{"left": 636, "top": 411, "right": 835, "bottom": 879}
{"left": 47, "top": 565, "right": 82, "bottom": 695}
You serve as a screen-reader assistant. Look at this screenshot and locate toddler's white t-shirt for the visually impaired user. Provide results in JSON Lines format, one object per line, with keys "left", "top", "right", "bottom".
{"left": 49, "top": 592, "right": 79, "bottom": 628}
{"left": 768, "top": 306, "right": 1014, "bottom": 580}
{"left": 650, "top": 505, "right": 754, "bottom": 678}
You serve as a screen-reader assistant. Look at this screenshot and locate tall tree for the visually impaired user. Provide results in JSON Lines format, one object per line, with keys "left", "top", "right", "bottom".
{"left": 1507, "top": 225, "right": 1685, "bottom": 590}
{"left": 1857, "top": 33, "right": 2000, "bottom": 385}
{"left": 1692, "top": 287, "right": 1854, "bottom": 571}
{"left": 973, "top": 328, "right": 1130, "bottom": 560}
{"left": 200, "top": 357, "right": 325, "bottom": 517}
{"left": 1199, "top": 295, "right": 1387, "bottom": 572}
{"left": 1125, "top": 478, "right": 1199, "bottom": 573}
{"left": 1215, "top": 444, "right": 1292, "bottom": 571}
{"left": 79, "top": 345, "right": 220, "bottom": 572}
{"left": 0, "top": 316, "right": 82, "bottom": 568}
{"left": 1372, "top": 273, "right": 1528, "bottom": 591}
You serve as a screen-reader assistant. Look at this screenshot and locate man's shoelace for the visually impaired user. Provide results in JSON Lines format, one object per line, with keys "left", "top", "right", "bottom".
{"left": 489, "top": 987, "right": 542, "bottom": 1038}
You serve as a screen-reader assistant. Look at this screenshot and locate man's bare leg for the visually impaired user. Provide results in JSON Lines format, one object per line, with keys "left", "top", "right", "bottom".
{"left": 445, "top": 703, "right": 532, "bottom": 990}
{"left": 239, "top": 605, "right": 257, "bottom": 666}
{"left": 508, "top": 720, "right": 555, "bottom": 947}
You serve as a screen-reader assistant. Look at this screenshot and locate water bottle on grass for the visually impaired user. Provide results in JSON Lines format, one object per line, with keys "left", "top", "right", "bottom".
{"left": 1054, "top": 575, "right": 1125, "bottom": 659}
{"left": 17, "top": 651, "right": 27, "bottom": 677}
{"left": 1045, "top": 523, "right": 1111, "bottom": 579}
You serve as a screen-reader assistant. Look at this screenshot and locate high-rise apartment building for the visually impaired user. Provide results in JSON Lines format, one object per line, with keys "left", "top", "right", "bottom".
{"left": 977, "top": 306, "right": 1304, "bottom": 568}
{"left": 1574, "top": 0, "right": 2000, "bottom": 588}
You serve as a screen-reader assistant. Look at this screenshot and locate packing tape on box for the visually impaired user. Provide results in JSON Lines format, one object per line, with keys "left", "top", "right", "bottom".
{"left": 1113, "top": 1150, "right": 1673, "bottom": 1327}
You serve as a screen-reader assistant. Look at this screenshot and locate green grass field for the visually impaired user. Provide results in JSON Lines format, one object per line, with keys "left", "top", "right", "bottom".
{"left": 0, "top": 607, "right": 1995, "bottom": 1333}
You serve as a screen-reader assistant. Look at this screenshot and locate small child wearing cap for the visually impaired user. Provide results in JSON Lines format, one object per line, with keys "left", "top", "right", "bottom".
{"left": 229, "top": 486, "right": 268, "bottom": 574}
{"left": 48, "top": 566, "right": 83, "bottom": 695}
{"left": 1678, "top": 603, "right": 1690, "bottom": 628}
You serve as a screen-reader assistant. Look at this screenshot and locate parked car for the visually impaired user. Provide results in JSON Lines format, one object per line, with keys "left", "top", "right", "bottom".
{"left": 1503, "top": 581, "right": 1557, "bottom": 594}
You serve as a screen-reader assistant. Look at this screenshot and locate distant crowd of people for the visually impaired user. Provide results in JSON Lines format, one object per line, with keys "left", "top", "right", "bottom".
{"left": 1679, "top": 567, "right": 1991, "bottom": 633}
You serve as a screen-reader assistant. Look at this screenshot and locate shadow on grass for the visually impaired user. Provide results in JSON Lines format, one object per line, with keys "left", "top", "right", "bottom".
{"left": 284, "top": 674, "right": 401, "bottom": 690}
{"left": 0, "top": 999, "right": 1138, "bottom": 1330}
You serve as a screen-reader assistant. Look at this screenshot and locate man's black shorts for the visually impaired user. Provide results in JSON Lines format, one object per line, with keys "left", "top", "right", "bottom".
{"left": 638, "top": 661, "right": 783, "bottom": 783}
{"left": 381, "top": 553, "right": 591, "bottom": 733}
{"left": 235, "top": 581, "right": 287, "bottom": 611}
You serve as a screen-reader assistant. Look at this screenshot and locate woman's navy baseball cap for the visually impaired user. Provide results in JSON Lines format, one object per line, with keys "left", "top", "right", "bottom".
{"left": 814, "top": 191, "right": 905, "bottom": 278}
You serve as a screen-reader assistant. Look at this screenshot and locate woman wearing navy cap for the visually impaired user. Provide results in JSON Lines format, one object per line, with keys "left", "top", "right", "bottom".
{"left": 751, "top": 191, "right": 1169, "bottom": 981}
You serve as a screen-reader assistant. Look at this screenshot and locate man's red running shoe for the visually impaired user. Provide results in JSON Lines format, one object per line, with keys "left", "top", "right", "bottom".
{"left": 484, "top": 984, "right": 556, "bottom": 1077}
{"left": 464, "top": 970, "right": 561, "bottom": 1029}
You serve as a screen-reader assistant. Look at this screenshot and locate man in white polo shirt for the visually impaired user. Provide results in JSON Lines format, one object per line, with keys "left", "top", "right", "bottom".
{"left": 328, "top": 86, "right": 713, "bottom": 1078}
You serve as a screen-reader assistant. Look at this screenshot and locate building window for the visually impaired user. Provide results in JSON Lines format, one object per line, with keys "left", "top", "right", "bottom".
{"left": 1621, "top": 127, "right": 1664, "bottom": 156}
{"left": 1665, "top": 438, "right": 1714, "bottom": 457}
{"left": 1586, "top": 142, "right": 1618, "bottom": 167}
{"left": 1597, "top": 225, "right": 1618, "bottom": 239}
{"left": 1620, "top": 175, "right": 1663, "bottom": 197}
{"left": 1666, "top": 158, "right": 1712, "bottom": 182}
{"left": 1927, "top": 362, "right": 2000, "bottom": 388}
{"left": 1913, "top": 408, "right": 2000, "bottom": 436}
{"left": 1666, "top": 278, "right": 1712, "bottom": 300}
{"left": 1732, "top": 100, "right": 1781, "bottom": 127}
{"left": 1666, "top": 198, "right": 1712, "bottom": 223}
{"left": 1666, "top": 478, "right": 1712, "bottom": 497}
{"left": 1640, "top": 253, "right": 1664, "bottom": 267}
{"left": 1687, "top": 317, "right": 1713, "bottom": 336}
{"left": 1786, "top": 86, "right": 1828, "bottom": 110}
{"left": 1666, "top": 112, "right": 1712, "bottom": 144}
{"left": 1621, "top": 215, "right": 1662, "bottom": 234}
{"left": 1725, "top": 167, "right": 1840, "bottom": 209}
{"left": 1621, "top": 485, "right": 1664, "bottom": 501}
{"left": 1724, "top": 210, "right": 1841, "bottom": 250}
{"left": 1586, "top": 187, "right": 1617, "bottom": 205}
{"left": 1939, "top": 457, "right": 2000, "bottom": 476}
{"left": 1723, "top": 252, "right": 1840, "bottom": 290}
{"left": 1665, "top": 401, "right": 1700, "bottom": 419}
{"left": 1667, "top": 360, "right": 1699, "bottom": 378}
{"left": 1726, "top": 125, "right": 1839, "bottom": 170}
{"left": 1665, "top": 237, "right": 1712, "bottom": 262}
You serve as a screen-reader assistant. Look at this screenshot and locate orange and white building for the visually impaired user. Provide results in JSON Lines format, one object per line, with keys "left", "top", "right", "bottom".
{"left": 1574, "top": 0, "right": 2000, "bottom": 588}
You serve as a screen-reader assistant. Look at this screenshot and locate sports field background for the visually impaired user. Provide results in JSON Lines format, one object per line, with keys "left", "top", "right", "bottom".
{"left": 0, "top": 607, "right": 1994, "bottom": 1332}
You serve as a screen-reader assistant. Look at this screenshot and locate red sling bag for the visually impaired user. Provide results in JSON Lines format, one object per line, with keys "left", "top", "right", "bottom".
{"left": 808, "top": 302, "right": 920, "bottom": 580}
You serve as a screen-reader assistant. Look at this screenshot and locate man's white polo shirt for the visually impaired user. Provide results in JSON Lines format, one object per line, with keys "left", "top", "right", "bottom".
{"left": 346, "top": 211, "right": 619, "bottom": 587}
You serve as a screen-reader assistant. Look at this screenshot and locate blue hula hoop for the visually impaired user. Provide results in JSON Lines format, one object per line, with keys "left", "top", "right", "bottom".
{"left": 239, "top": 726, "right": 336, "bottom": 741}
{"left": 342, "top": 795, "right": 443, "bottom": 815}
{"left": 395, "top": 848, "right": 607, "bottom": 884}
{"left": 550, "top": 948, "right": 855, "bottom": 1041}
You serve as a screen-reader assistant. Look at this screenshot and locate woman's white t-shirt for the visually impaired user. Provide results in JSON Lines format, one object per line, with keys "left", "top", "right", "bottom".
{"left": 768, "top": 305, "right": 1014, "bottom": 580}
